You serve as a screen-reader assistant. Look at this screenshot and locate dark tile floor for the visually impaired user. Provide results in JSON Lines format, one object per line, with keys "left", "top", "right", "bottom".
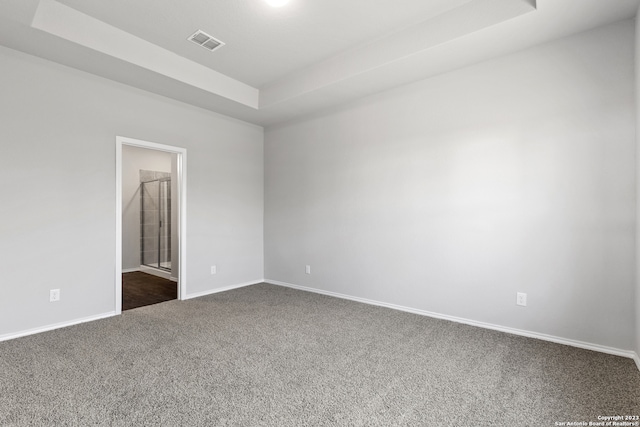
{"left": 122, "top": 271, "right": 177, "bottom": 311}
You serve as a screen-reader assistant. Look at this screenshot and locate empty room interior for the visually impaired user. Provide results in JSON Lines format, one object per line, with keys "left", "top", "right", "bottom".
{"left": 1, "top": 0, "right": 640, "bottom": 425}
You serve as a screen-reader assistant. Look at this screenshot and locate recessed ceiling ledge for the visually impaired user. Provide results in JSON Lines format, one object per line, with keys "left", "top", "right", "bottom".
{"left": 30, "top": 0, "right": 259, "bottom": 109}
{"left": 259, "top": 0, "right": 536, "bottom": 109}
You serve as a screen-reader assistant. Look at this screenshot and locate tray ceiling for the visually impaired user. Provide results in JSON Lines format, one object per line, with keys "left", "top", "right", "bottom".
{"left": 0, "top": 0, "right": 638, "bottom": 126}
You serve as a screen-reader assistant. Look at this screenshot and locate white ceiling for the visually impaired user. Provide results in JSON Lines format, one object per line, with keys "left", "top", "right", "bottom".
{"left": 55, "top": 0, "right": 473, "bottom": 88}
{"left": 0, "top": 0, "right": 638, "bottom": 126}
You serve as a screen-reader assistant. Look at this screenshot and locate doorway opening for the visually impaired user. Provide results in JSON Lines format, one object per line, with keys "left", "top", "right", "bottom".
{"left": 115, "top": 136, "right": 187, "bottom": 315}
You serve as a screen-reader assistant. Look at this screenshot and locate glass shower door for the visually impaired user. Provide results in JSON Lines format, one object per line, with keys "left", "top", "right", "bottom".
{"left": 158, "top": 179, "right": 171, "bottom": 270}
{"left": 141, "top": 178, "right": 171, "bottom": 271}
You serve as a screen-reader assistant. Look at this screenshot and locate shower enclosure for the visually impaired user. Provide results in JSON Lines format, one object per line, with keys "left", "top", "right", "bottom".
{"left": 140, "top": 177, "right": 171, "bottom": 271}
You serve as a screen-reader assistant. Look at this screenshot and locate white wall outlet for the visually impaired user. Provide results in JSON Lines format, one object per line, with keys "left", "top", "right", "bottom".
{"left": 50, "top": 289, "right": 60, "bottom": 302}
{"left": 305, "top": 265, "right": 311, "bottom": 275}
{"left": 211, "top": 265, "right": 217, "bottom": 275}
{"left": 516, "top": 292, "right": 527, "bottom": 306}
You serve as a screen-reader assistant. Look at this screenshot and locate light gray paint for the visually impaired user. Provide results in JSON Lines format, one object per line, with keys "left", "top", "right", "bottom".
{"left": 121, "top": 145, "right": 172, "bottom": 271}
{"left": 0, "top": 45, "right": 263, "bottom": 337}
{"left": 265, "top": 20, "right": 636, "bottom": 350}
{"left": 636, "top": 10, "right": 640, "bottom": 359}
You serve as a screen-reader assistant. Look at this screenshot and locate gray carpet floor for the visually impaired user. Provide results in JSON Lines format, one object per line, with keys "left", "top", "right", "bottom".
{"left": 0, "top": 283, "right": 638, "bottom": 426}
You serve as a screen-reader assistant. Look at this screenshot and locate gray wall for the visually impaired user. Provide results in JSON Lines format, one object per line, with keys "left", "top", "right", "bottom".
{"left": 265, "top": 20, "right": 636, "bottom": 351}
{"left": 121, "top": 145, "right": 172, "bottom": 272}
{"left": 636, "top": 11, "right": 640, "bottom": 361}
{"left": 0, "top": 45, "right": 264, "bottom": 337}
{"left": 0, "top": 16, "right": 637, "bottom": 357}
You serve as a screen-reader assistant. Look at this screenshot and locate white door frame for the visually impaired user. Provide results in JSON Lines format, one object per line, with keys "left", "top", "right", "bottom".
{"left": 115, "top": 136, "right": 187, "bottom": 314}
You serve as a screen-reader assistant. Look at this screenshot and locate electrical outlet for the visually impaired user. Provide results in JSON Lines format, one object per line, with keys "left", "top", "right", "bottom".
{"left": 50, "top": 289, "right": 60, "bottom": 302}
{"left": 211, "top": 265, "right": 217, "bottom": 275}
{"left": 516, "top": 292, "right": 527, "bottom": 307}
{"left": 305, "top": 265, "right": 311, "bottom": 275}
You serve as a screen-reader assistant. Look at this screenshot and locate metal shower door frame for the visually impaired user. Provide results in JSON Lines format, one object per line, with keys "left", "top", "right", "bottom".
{"left": 140, "top": 177, "right": 171, "bottom": 272}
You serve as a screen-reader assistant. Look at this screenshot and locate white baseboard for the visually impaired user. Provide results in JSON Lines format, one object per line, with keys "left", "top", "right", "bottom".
{"left": 265, "top": 279, "right": 639, "bottom": 367}
{"left": 4, "top": 281, "right": 637, "bottom": 373}
{"left": 139, "top": 265, "right": 171, "bottom": 280}
{"left": 184, "top": 279, "right": 264, "bottom": 300}
{"left": 0, "top": 280, "right": 262, "bottom": 342}
{"left": 0, "top": 311, "right": 116, "bottom": 343}
{"left": 124, "top": 267, "right": 176, "bottom": 281}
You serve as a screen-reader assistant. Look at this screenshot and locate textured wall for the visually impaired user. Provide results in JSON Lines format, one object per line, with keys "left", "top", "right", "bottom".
{"left": 265, "top": 20, "right": 636, "bottom": 351}
{"left": 635, "top": 9, "right": 640, "bottom": 362}
{"left": 0, "top": 45, "right": 264, "bottom": 337}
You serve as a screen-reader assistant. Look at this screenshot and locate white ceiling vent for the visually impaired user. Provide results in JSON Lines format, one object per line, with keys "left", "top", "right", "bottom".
{"left": 187, "top": 30, "right": 225, "bottom": 52}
